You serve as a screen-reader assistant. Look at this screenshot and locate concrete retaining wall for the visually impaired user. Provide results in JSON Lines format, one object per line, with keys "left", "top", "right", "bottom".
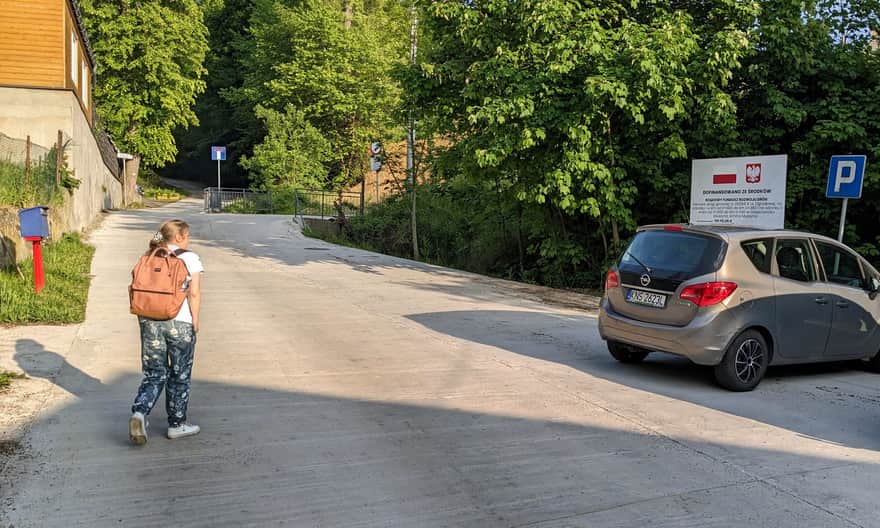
{"left": 0, "top": 87, "right": 123, "bottom": 266}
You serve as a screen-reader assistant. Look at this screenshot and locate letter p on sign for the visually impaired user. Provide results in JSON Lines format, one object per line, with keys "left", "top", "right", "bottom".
{"left": 826, "top": 155, "right": 866, "bottom": 199}
{"left": 834, "top": 161, "right": 857, "bottom": 193}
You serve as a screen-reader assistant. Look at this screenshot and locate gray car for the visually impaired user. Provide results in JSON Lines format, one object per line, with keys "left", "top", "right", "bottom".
{"left": 598, "top": 224, "right": 880, "bottom": 391}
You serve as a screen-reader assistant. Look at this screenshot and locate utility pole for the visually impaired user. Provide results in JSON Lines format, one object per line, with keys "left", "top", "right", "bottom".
{"left": 408, "top": 3, "right": 420, "bottom": 260}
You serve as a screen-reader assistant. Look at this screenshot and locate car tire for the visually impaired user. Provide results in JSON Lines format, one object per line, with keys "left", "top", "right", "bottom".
{"left": 607, "top": 341, "right": 650, "bottom": 364}
{"left": 861, "top": 350, "right": 880, "bottom": 373}
{"left": 714, "top": 330, "right": 768, "bottom": 391}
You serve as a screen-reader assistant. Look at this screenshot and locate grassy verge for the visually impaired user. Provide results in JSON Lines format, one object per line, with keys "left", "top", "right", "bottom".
{"left": 139, "top": 169, "right": 185, "bottom": 201}
{"left": 0, "top": 233, "right": 95, "bottom": 324}
{"left": 0, "top": 371, "right": 26, "bottom": 390}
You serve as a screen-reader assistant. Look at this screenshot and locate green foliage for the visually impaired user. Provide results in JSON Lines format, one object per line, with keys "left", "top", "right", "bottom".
{"left": 408, "top": 0, "right": 757, "bottom": 235}
{"left": 0, "top": 159, "right": 60, "bottom": 207}
{"left": 0, "top": 371, "right": 26, "bottom": 390}
{"left": 725, "top": 0, "right": 880, "bottom": 250}
{"left": 167, "top": 0, "right": 258, "bottom": 186}
{"left": 173, "top": 0, "right": 880, "bottom": 289}
{"left": 240, "top": 105, "right": 331, "bottom": 190}
{"left": 0, "top": 234, "right": 95, "bottom": 324}
{"left": 226, "top": 0, "right": 410, "bottom": 189}
{"left": 78, "top": 0, "right": 209, "bottom": 167}
{"left": 325, "top": 181, "right": 610, "bottom": 288}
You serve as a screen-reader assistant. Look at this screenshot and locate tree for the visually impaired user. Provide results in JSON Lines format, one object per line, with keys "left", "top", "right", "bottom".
{"left": 239, "top": 104, "right": 331, "bottom": 190}
{"left": 227, "top": 0, "right": 410, "bottom": 190}
{"left": 730, "top": 0, "right": 880, "bottom": 253}
{"left": 78, "top": 0, "right": 208, "bottom": 185}
{"left": 408, "top": 0, "right": 756, "bottom": 260}
{"left": 168, "top": 0, "right": 258, "bottom": 186}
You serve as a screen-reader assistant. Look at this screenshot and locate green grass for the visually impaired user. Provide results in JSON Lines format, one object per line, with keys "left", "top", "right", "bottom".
{"left": 0, "top": 371, "right": 26, "bottom": 390}
{"left": 0, "top": 158, "right": 61, "bottom": 207}
{"left": 0, "top": 233, "right": 95, "bottom": 324}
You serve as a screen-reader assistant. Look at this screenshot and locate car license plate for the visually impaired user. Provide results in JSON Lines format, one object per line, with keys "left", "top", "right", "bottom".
{"left": 626, "top": 289, "right": 667, "bottom": 308}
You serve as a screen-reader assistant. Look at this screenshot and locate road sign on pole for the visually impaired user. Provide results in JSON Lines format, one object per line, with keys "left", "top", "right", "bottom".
{"left": 826, "top": 155, "right": 867, "bottom": 242}
{"left": 212, "top": 146, "right": 226, "bottom": 190}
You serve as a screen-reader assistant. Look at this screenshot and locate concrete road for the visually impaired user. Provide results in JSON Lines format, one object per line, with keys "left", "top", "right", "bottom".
{"left": 3, "top": 198, "right": 880, "bottom": 527}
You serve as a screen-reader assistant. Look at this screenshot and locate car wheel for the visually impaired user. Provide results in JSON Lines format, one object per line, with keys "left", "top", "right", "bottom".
{"left": 861, "top": 350, "right": 880, "bottom": 373}
{"left": 607, "top": 341, "right": 650, "bottom": 364}
{"left": 714, "top": 330, "right": 768, "bottom": 391}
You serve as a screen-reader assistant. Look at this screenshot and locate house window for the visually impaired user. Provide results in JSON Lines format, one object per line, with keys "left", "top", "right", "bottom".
{"left": 81, "top": 63, "right": 89, "bottom": 107}
{"left": 71, "top": 33, "right": 78, "bottom": 85}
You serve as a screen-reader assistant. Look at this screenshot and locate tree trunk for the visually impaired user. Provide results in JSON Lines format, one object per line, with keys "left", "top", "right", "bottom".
{"left": 124, "top": 155, "right": 142, "bottom": 206}
{"left": 611, "top": 218, "right": 620, "bottom": 246}
{"left": 343, "top": 1, "right": 352, "bottom": 29}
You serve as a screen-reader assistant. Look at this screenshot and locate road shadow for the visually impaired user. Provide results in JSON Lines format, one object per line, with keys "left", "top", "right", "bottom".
{"left": 107, "top": 200, "right": 558, "bottom": 308}
{"left": 4, "top": 337, "right": 879, "bottom": 527}
{"left": 406, "top": 309, "right": 880, "bottom": 452}
{"left": 104, "top": 201, "right": 880, "bottom": 454}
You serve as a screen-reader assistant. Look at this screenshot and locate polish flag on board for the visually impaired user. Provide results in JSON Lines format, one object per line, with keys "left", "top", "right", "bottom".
{"left": 712, "top": 167, "right": 737, "bottom": 185}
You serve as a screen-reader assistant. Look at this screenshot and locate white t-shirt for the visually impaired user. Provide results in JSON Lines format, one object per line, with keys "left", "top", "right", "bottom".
{"left": 167, "top": 244, "right": 204, "bottom": 325}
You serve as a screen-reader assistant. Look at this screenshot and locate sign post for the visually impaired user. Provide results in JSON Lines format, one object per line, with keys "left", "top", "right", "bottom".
{"left": 826, "top": 155, "right": 866, "bottom": 242}
{"left": 211, "top": 146, "right": 227, "bottom": 189}
{"left": 690, "top": 155, "right": 788, "bottom": 229}
{"left": 369, "top": 142, "right": 383, "bottom": 203}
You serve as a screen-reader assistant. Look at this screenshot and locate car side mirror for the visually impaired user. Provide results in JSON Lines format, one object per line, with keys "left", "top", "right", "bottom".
{"left": 870, "top": 278, "right": 880, "bottom": 299}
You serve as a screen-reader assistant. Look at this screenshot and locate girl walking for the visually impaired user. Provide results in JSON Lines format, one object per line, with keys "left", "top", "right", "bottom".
{"left": 129, "top": 219, "right": 204, "bottom": 444}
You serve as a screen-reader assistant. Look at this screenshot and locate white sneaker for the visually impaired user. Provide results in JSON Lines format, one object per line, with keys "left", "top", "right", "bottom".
{"left": 129, "top": 412, "right": 147, "bottom": 445}
{"left": 167, "top": 422, "right": 200, "bottom": 439}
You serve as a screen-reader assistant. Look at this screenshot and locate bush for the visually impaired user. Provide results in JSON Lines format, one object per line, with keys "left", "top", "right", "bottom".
{"left": 312, "top": 180, "right": 610, "bottom": 289}
{"left": 0, "top": 233, "right": 95, "bottom": 324}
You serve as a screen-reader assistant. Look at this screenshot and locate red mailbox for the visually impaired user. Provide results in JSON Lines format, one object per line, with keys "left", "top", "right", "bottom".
{"left": 19, "top": 206, "right": 49, "bottom": 294}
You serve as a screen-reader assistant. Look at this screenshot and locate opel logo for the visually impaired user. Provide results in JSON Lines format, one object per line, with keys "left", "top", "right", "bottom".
{"left": 640, "top": 274, "right": 651, "bottom": 287}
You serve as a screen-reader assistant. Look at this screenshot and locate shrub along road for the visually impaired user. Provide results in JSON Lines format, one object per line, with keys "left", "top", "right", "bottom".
{"left": 2, "top": 198, "right": 880, "bottom": 527}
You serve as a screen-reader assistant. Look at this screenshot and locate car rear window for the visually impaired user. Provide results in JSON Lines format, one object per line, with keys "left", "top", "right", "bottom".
{"left": 620, "top": 230, "right": 725, "bottom": 277}
{"left": 741, "top": 238, "right": 773, "bottom": 273}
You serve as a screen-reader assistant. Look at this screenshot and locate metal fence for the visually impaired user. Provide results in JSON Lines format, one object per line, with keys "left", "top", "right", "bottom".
{"left": 204, "top": 187, "right": 274, "bottom": 214}
{"left": 294, "top": 189, "right": 362, "bottom": 220}
{"left": 203, "top": 187, "right": 365, "bottom": 217}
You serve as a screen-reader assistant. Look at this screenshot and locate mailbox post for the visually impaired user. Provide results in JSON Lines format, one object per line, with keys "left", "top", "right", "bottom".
{"left": 19, "top": 206, "right": 50, "bottom": 294}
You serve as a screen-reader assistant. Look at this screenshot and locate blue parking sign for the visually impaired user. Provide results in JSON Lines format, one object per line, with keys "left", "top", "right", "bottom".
{"left": 211, "top": 146, "right": 226, "bottom": 161}
{"left": 826, "top": 155, "right": 866, "bottom": 199}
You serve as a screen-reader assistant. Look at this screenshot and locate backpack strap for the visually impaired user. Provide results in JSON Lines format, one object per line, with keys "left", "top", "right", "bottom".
{"left": 172, "top": 249, "right": 190, "bottom": 257}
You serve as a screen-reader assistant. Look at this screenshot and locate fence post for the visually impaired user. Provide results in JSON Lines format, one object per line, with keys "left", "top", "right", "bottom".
{"left": 25, "top": 135, "right": 31, "bottom": 191}
{"left": 55, "top": 130, "right": 63, "bottom": 186}
{"left": 320, "top": 191, "right": 325, "bottom": 219}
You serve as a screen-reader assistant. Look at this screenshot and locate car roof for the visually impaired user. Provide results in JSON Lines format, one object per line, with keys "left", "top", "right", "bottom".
{"left": 638, "top": 224, "right": 843, "bottom": 245}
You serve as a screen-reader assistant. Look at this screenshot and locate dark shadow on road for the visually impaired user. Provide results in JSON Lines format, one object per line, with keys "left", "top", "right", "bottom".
{"left": 406, "top": 310, "right": 880, "bottom": 453}
{"left": 3, "top": 336, "right": 879, "bottom": 527}
{"left": 14, "top": 338, "right": 102, "bottom": 398}
{"left": 106, "top": 200, "right": 561, "bottom": 308}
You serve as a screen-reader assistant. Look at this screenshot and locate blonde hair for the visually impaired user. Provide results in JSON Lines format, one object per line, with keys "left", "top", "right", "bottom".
{"left": 148, "top": 219, "right": 190, "bottom": 253}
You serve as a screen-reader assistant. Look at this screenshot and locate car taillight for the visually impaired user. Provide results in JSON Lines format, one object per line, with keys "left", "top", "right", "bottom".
{"left": 605, "top": 269, "right": 620, "bottom": 291}
{"left": 679, "top": 282, "right": 737, "bottom": 307}
{"left": 664, "top": 225, "right": 683, "bottom": 231}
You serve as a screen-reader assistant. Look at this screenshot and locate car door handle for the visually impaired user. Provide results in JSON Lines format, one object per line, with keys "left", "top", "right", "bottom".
{"left": 814, "top": 297, "right": 828, "bottom": 305}
{"left": 836, "top": 301, "right": 850, "bottom": 308}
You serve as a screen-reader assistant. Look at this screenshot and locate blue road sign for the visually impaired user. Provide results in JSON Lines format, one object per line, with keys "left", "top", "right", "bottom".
{"left": 211, "top": 146, "right": 227, "bottom": 161}
{"left": 826, "top": 155, "right": 866, "bottom": 199}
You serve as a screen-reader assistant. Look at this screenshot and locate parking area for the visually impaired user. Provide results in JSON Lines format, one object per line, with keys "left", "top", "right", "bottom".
{"left": 2, "top": 199, "right": 879, "bottom": 527}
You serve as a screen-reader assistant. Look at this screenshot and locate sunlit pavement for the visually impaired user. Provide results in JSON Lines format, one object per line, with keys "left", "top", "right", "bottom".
{"left": 3, "top": 198, "right": 879, "bottom": 527}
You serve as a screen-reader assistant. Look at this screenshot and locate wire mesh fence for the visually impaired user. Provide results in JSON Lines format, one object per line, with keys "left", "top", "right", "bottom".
{"left": 0, "top": 133, "right": 64, "bottom": 207}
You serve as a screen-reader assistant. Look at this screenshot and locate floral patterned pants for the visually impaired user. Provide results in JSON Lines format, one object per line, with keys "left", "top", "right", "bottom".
{"left": 131, "top": 318, "right": 196, "bottom": 427}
